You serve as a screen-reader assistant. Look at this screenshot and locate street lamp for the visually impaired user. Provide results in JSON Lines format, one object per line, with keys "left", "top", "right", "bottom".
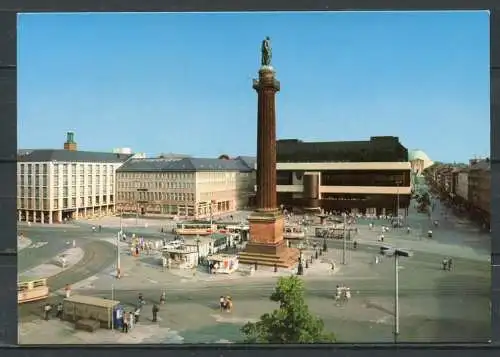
{"left": 342, "top": 214, "right": 347, "bottom": 265}
{"left": 380, "top": 246, "right": 413, "bottom": 343}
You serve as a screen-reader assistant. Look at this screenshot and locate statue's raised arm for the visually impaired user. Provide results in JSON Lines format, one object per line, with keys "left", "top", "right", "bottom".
{"left": 261, "top": 36, "right": 272, "bottom": 67}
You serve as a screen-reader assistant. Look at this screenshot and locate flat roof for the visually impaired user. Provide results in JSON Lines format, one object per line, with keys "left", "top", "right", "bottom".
{"left": 64, "top": 295, "right": 120, "bottom": 308}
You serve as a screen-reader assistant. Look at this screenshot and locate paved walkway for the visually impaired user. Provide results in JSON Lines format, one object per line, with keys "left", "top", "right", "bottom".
{"left": 17, "top": 236, "right": 32, "bottom": 251}
{"left": 19, "top": 247, "right": 84, "bottom": 278}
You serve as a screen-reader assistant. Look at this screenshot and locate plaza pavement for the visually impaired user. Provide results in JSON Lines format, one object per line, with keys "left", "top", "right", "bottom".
{"left": 17, "top": 202, "right": 491, "bottom": 344}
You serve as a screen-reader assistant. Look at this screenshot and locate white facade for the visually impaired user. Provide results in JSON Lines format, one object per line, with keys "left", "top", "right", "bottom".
{"left": 17, "top": 161, "right": 124, "bottom": 223}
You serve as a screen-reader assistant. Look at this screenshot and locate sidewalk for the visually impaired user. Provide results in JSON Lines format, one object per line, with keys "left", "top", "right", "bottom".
{"left": 18, "top": 235, "right": 32, "bottom": 251}
{"left": 19, "top": 247, "right": 85, "bottom": 278}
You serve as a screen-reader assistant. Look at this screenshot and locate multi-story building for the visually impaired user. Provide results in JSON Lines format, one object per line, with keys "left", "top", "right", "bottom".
{"left": 17, "top": 132, "right": 132, "bottom": 223}
{"left": 453, "top": 169, "right": 469, "bottom": 206}
{"left": 116, "top": 156, "right": 256, "bottom": 218}
{"left": 275, "top": 136, "right": 412, "bottom": 216}
{"left": 468, "top": 158, "right": 490, "bottom": 227}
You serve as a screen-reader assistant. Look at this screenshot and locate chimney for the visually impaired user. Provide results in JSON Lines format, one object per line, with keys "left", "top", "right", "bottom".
{"left": 63, "top": 131, "right": 77, "bottom": 151}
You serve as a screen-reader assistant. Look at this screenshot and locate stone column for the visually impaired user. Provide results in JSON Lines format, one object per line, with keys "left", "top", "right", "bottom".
{"left": 48, "top": 211, "right": 53, "bottom": 224}
{"left": 57, "top": 210, "right": 62, "bottom": 223}
{"left": 84, "top": 208, "right": 87, "bottom": 217}
{"left": 18, "top": 211, "right": 22, "bottom": 222}
{"left": 253, "top": 66, "right": 280, "bottom": 211}
{"left": 33, "top": 211, "right": 38, "bottom": 223}
{"left": 75, "top": 208, "right": 79, "bottom": 220}
{"left": 41, "top": 212, "right": 45, "bottom": 224}
{"left": 25, "top": 211, "right": 30, "bottom": 222}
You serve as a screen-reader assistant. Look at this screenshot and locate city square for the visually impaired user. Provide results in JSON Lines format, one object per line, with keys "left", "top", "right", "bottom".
{"left": 17, "top": 12, "right": 489, "bottom": 344}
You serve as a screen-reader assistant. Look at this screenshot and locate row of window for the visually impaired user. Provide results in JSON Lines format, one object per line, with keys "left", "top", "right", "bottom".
{"left": 118, "top": 181, "right": 194, "bottom": 190}
{"left": 19, "top": 195, "right": 114, "bottom": 210}
{"left": 118, "top": 191, "right": 195, "bottom": 202}
{"left": 19, "top": 185, "right": 114, "bottom": 198}
{"left": 119, "top": 172, "right": 194, "bottom": 180}
{"left": 19, "top": 163, "right": 116, "bottom": 175}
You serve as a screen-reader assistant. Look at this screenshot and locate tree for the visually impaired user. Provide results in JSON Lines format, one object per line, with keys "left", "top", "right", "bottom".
{"left": 241, "top": 276, "right": 336, "bottom": 343}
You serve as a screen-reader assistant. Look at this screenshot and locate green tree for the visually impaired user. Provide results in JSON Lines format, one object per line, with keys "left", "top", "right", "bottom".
{"left": 241, "top": 276, "right": 336, "bottom": 344}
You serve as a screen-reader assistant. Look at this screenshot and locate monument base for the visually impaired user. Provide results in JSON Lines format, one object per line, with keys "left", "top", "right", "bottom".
{"left": 238, "top": 209, "right": 299, "bottom": 268}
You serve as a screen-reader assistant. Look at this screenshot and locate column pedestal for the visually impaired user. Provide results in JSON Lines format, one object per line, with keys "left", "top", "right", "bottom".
{"left": 239, "top": 209, "right": 299, "bottom": 268}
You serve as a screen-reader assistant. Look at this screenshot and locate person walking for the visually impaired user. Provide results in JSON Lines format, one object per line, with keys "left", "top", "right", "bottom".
{"left": 43, "top": 303, "right": 52, "bottom": 320}
{"left": 56, "top": 302, "right": 63, "bottom": 319}
{"left": 447, "top": 258, "right": 453, "bottom": 271}
{"left": 152, "top": 304, "right": 160, "bottom": 322}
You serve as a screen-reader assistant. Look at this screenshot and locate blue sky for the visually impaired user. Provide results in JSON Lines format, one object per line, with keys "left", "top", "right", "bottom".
{"left": 18, "top": 11, "right": 489, "bottom": 162}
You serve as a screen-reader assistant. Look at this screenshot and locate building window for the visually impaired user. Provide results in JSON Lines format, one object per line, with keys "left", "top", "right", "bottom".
{"left": 20, "top": 164, "right": 25, "bottom": 175}
{"left": 87, "top": 196, "right": 92, "bottom": 206}
{"left": 27, "top": 176, "right": 32, "bottom": 186}
{"left": 63, "top": 187, "right": 68, "bottom": 197}
{"left": 35, "top": 199, "right": 40, "bottom": 210}
{"left": 42, "top": 164, "right": 47, "bottom": 175}
{"left": 43, "top": 199, "right": 50, "bottom": 210}
{"left": 53, "top": 199, "right": 59, "bottom": 209}
{"left": 72, "top": 198, "right": 76, "bottom": 207}
{"left": 35, "top": 176, "right": 40, "bottom": 186}
{"left": 63, "top": 198, "right": 68, "bottom": 209}
{"left": 35, "top": 164, "right": 40, "bottom": 174}
{"left": 42, "top": 176, "right": 47, "bottom": 186}
{"left": 43, "top": 187, "right": 48, "bottom": 198}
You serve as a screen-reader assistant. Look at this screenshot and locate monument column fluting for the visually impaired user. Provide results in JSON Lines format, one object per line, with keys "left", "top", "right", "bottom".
{"left": 253, "top": 68, "right": 280, "bottom": 211}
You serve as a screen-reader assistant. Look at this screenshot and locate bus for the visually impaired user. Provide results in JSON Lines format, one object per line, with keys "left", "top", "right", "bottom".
{"left": 174, "top": 222, "right": 218, "bottom": 235}
{"left": 18, "top": 278, "right": 49, "bottom": 304}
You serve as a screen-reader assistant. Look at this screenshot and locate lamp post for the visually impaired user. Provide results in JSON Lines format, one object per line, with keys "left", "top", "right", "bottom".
{"left": 342, "top": 214, "right": 347, "bottom": 265}
{"left": 380, "top": 246, "right": 413, "bottom": 343}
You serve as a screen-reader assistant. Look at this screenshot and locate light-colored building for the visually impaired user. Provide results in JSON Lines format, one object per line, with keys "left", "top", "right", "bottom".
{"left": 17, "top": 132, "right": 132, "bottom": 224}
{"left": 116, "top": 156, "right": 256, "bottom": 218}
{"left": 408, "top": 150, "right": 433, "bottom": 176}
{"left": 455, "top": 170, "right": 469, "bottom": 201}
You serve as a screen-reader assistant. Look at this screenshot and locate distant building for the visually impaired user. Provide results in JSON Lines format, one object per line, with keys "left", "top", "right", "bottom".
{"left": 116, "top": 156, "right": 256, "bottom": 218}
{"left": 408, "top": 150, "right": 433, "bottom": 176}
{"left": 275, "top": 136, "right": 411, "bottom": 216}
{"left": 113, "top": 148, "right": 132, "bottom": 154}
{"left": 17, "top": 132, "right": 132, "bottom": 223}
{"left": 468, "top": 158, "right": 490, "bottom": 227}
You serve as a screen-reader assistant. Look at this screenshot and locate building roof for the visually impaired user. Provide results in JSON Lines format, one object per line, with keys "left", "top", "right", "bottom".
{"left": 470, "top": 159, "right": 490, "bottom": 171}
{"left": 276, "top": 136, "right": 408, "bottom": 163}
{"left": 117, "top": 157, "right": 254, "bottom": 173}
{"left": 235, "top": 156, "right": 257, "bottom": 170}
{"left": 17, "top": 149, "right": 133, "bottom": 163}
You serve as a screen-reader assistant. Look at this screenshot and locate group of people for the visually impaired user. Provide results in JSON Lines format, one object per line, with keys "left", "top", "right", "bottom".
{"left": 334, "top": 284, "right": 351, "bottom": 305}
{"left": 442, "top": 258, "right": 453, "bottom": 271}
{"left": 43, "top": 302, "right": 64, "bottom": 321}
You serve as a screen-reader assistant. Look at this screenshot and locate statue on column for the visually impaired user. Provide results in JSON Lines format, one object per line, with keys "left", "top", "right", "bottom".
{"left": 261, "top": 36, "right": 272, "bottom": 67}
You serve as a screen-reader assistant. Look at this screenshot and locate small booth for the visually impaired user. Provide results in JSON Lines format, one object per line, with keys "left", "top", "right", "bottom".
{"left": 283, "top": 226, "right": 305, "bottom": 240}
{"left": 207, "top": 254, "right": 239, "bottom": 274}
{"left": 162, "top": 245, "right": 199, "bottom": 269}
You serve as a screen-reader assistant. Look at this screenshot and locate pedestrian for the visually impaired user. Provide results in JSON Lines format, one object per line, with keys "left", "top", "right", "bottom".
{"left": 128, "top": 311, "right": 134, "bottom": 330}
{"left": 134, "top": 307, "right": 141, "bottom": 323}
{"left": 99, "top": 225, "right": 102, "bottom": 232}
{"left": 375, "top": 255, "right": 380, "bottom": 264}
{"left": 160, "top": 291, "right": 166, "bottom": 304}
{"left": 152, "top": 304, "right": 160, "bottom": 322}
{"left": 56, "top": 302, "right": 63, "bottom": 319}
{"left": 220, "top": 296, "right": 225, "bottom": 311}
{"left": 122, "top": 312, "right": 130, "bottom": 333}
{"left": 43, "top": 303, "right": 52, "bottom": 320}
{"left": 442, "top": 258, "right": 448, "bottom": 270}
{"left": 447, "top": 258, "right": 453, "bottom": 271}
{"left": 64, "top": 284, "right": 71, "bottom": 298}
